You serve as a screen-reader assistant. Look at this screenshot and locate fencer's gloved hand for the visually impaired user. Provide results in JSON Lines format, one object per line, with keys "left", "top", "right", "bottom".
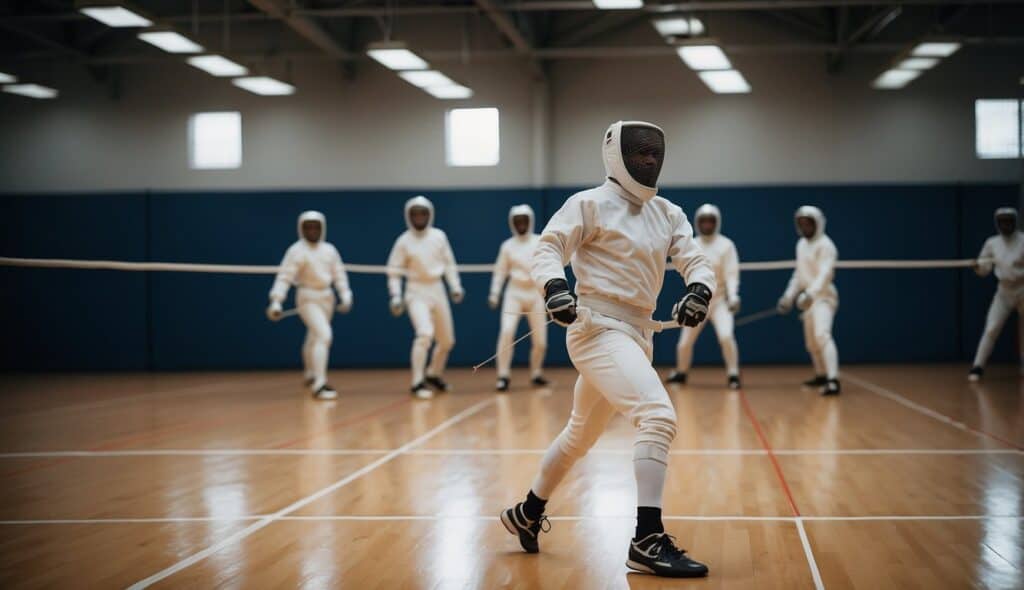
{"left": 488, "top": 293, "right": 500, "bottom": 310}
{"left": 673, "top": 283, "right": 712, "bottom": 327}
{"left": 389, "top": 295, "right": 405, "bottom": 317}
{"left": 544, "top": 278, "right": 577, "bottom": 327}
{"left": 776, "top": 295, "right": 793, "bottom": 315}
{"left": 266, "top": 300, "right": 283, "bottom": 322}
{"left": 337, "top": 298, "right": 352, "bottom": 314}
{"left": 450, "top": 288, "right": 464, "bottom": 304}
{"left": 795, "top": 291, "right": 813, "bottom": 311}
{"left": 728, "top": 296, "right": 741, "bottom": 314}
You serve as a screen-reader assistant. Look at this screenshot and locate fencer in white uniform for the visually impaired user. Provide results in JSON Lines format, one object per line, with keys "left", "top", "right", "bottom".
{"left": 489, "top": 205, "right": 549, "bottom": 392}
{"left": 386, "top": 196, "right": 464, "bottom": 399}
{"left": 267, "top": 211, "right": 353, "bottom": 400}
{"left": 777, "top": 206, "right": 841, "bottom": 395}
{"left": 666, "top": 204, "right": 742, "bottom": 389}
{"left": 968, "top": 207, "right": 1024, "bottom": 381}
{"left": 500, "top": 121, "right": 716, "bottom": 579}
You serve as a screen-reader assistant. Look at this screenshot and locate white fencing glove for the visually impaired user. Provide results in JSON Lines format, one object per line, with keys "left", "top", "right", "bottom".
{"left": 728, "top": 296, "right": 741, "bottom": 314}
{"left": 673, "top": 283, "right": 712, "bottom": 327}
{"left": 266, "top": 300, "right": 283, "bottom": 321}
{"left": 796, "top": 291, "right": 813, "bottom": 311}
{"left": 337, "top": 294, "right": 352, "bottom": 314}
{"left": 776, "top": 295, "right": 793, "bottom": 315}
{"left": 487, "top": 293, "right": 500, "bottom": 310}
{"left": 389, "top": 295, "right": 405, "bottom": 317}
{"left": 450, "top": 288, "right": 464, "bottom": 304}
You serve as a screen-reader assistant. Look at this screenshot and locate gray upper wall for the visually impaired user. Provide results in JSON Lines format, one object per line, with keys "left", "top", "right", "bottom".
{"left": 0, "top": 37, "right": 1019, "bottom": 192}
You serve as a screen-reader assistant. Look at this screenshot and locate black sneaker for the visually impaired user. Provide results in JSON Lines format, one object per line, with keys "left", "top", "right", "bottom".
{"left": 313, "top": 384, "right": 338, "bottom": 400}
{"left": 496, "top": 377, "right": 510, "bottom": 392}
{"left": 968, "top": 366, "right": 983, "bottom": 382}
{"left": 424, "top": 375, "right": 451, "bottom": 393}
{"left": 627, "top": 532, "right": 709, "bottom": 578}
{"left": 803, "top": 375, "right": 827, "bottom": 387}
{"left": 727, "top": 375, "right": 741, "bottom": 390}
{"left": 665, "top": 371, "right": 687, "bottom": 384}
{"left": 822, "top": 379, "right": 841, "bottom": 396}
{"left": 500, "top": 502, "right": 550, "bottom": 554}
{"left": 411, "top": 382, "right": 433, "bottom": 400}
{"left": 531, "top": 375, "right": 550, "bottom": 387}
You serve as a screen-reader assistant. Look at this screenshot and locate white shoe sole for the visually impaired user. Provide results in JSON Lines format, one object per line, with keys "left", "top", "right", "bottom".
{"left": 314, "top": 391, "right": 337, "bottom": 400}
{"left": 967, "top": 375, "right": 980, "bottom": 382}
{"left": 413, "top": 389, "right": 434, "bottom": 400}
{"left": 499, "top": 510, "right": 517, "bottom": 536}
{"left": 625, "top": 560, "right": 655, "bottom": 574}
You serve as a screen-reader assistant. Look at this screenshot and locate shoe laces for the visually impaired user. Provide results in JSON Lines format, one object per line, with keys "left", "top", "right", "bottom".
{"left": 537, "top": 515, "right": 551, "bottom": 533}
{"left": 656, "top": 533, "right": 686, "bottom": 559}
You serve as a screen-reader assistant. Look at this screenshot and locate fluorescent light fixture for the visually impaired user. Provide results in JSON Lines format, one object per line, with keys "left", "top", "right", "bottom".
{"left": 2, "top": 84, "right": 59, "bottom": 99}
{"left": 0, "top": 71, "right": 16, "bottom": 84}
{"left": 872, "top": 68, "right": 922, "bottom": 89}
{"left": 187, "top": 55, "right": 248, "bottom": 77}
{"left": 137, "top": 30, "right": 204, "bottom": 53}
{"left": 398, "top": 70, "right": 456, "bottom": 89}
{"left": 897, "top": 57, "right": 940, "bottom": 70}
{"left": 80, "top": 6, "right": 152, "bottom": 27}
{"left": 652, "top": 17, "right": 704, "bottom": 37}
{"left": 366, "top": 42, "right": 428, "bottom": 71}
{"left": 189, "top": 112, "right": 242, "bottom": 170}
{"left": 593, "top": 0, "right": 643, "bottom": 8}
{"left": 677, "top": 45, "right": 731, "bottom": 70}
{"left": 424, "top": 84, "right": 474, "bottom": 99}
{"left": 231, "top": 76, "right": 295, "bottom": 96}
{"left": 446, "top": 107, "right": 499, "bottom": 166}
{"left": 697, "top": 70, "right": 751, "bottom": 94}
{"left": 911, "top": 42, "right": 960, "bottom": 57}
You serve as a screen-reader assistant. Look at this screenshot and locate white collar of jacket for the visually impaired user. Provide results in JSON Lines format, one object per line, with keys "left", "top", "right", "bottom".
{"left": 604, "top": 178, "right": 649, "bottom": 207}
{"left": 601, "top": 120, "right": 662, "bottom": 204}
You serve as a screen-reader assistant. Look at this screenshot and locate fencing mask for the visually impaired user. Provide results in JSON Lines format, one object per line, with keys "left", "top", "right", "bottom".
{"left": 602, "top": 120, "right": 665, "bottom": 204}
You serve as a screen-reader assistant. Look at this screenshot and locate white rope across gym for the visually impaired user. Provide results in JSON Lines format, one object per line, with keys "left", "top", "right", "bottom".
{"left": 0, "top": 256, "right": 983, "bottom": 275}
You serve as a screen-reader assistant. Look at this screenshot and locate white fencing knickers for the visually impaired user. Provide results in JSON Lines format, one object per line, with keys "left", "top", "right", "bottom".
{"left": 531, "top": 308, "right": 676, "bottom": 509}
{"left": 802, "top": 299, "right": 839, "bottom": 379}
{"left": 496, "top": 286, "right": 547, "bottom": 379}
{"left": 972, "top": 284, "right": 1024, "bottom": 368}
{"left": 405, "top": 280, "right": 455, "bottom": 386}
{"left": 297, "top": 287, "right": 335, "bottom": 391}
{"left": 675, "top": 296, "right": 739, "bottom": 377}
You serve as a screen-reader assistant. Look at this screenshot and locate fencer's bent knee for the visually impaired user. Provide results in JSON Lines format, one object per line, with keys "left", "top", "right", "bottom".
{"left": 556, "top": 415, "right": 599, "bottom": 459}
{"left": 813, "top": 330, "right": 830, "bottom": 350}
{"left": 413, "top": 334, "right": 433, "bottom": 349}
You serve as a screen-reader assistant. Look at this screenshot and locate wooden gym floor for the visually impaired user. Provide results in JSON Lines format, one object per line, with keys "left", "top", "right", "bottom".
{"left": 0, "top": 364, "right": 1021, "bottom": 589}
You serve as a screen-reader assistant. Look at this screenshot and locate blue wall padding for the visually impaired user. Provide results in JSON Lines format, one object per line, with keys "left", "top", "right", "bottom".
{"left": 0, "top": 184, "right": 1016, "bottom": 370}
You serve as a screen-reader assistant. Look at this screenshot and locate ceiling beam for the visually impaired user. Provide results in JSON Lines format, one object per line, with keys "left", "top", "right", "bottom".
{"left": 246, "top": 0, "right": 351, "bottom": 59}
{"left": 473, "top": 0, "right": 545, "bottom": 78}
{"left": 554, "top": 13, "right": 649, "bottom": 48}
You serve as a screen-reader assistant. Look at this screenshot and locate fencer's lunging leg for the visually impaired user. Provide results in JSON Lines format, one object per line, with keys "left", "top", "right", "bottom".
{"left": 808, "top": 301, "right": 838, "bottom": 379}
{"left": 525, "top": 295, "right": 548, "bottom": 378}
{"left": 428, "top": 298, "right": 455, "bottom": 378}
{"left": 531, "top": 376, "right": 616, "bottom": 498}
{"left": 407, "top": 298, "right": 434, "bottom": 386}
{"left": 496, "top": 296, "right": 520, "bottom": 379}
{"left": 973, "top": 293, "right": 1013, "bottom": 369}
{"left": 711, "top": 303, "right": 739, "bottom": 377}
{"left": 298, "top": 303, "right": 333, "bottom": 390}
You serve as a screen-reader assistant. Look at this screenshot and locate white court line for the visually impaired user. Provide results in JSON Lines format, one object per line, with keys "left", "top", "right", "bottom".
{"left": 795, "top": 518, "right": 826, "bottom": 590}
{"left": 0, "top": 517, "right": 266, "bottom": 525}
{"left": 127, "top": 398, "right": 496, "bottom": 590}
{"left": 3, "top": 448, "right": 1020, "bottom": 458}
{"left": 844, "top": 373, "right": 975, "bottom": 432}
{"left": 800, "top": 515, "right": 1024, "bottom": 521}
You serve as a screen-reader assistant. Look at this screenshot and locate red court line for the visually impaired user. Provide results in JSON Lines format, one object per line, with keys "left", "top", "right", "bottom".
{"left": 270, "top": 396, "right": 414, "bottom": 449}
{"left": 738, "top": 390, "right": 801, "bottom": 517}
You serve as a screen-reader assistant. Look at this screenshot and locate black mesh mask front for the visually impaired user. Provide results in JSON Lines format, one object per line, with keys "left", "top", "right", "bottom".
{"left": 620, "top": 125, "right": 665, "bottom": 188}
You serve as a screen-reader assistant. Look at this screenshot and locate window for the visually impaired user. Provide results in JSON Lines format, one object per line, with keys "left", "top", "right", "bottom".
{"left": 975, "top": 99, "right": 1022, "bottom": 159}
{"left": 189, "top": 111, "right": 242, "bottom": 169}
{"left": 445, "top": 107, "right": 500, "bottom": 167}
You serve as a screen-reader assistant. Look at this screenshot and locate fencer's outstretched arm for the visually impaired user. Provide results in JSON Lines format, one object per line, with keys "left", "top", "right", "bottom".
{"left": 668, "top": 210, "right": 716, "bottom": 294}
{"left": 531, "top": 195, "right": 589, "bottom": 291}
{"left": 269, "top": 245, "right": 301, "bottom": 303}
{"left": 440, "top": 231, "right": 463, "bottom": 296}
{"left": 806, "top": 241, "right": 837, "bottom": 298}
{"left": 331, "top": 246, "right": 353, "bottom": 308}
{"left": 975, "top": 238, "right": 995, "bottom": 277}
{"left": 489, "top": 242, "right": 510, "bottom": 301}
{"left": 385, "top": 239, "right": 406, "bottom": 299}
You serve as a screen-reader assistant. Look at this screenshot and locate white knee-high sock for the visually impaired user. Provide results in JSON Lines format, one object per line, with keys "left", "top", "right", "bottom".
{"left": 634, "top": 456, "right": 668, "bottom": 508}
{"left": 496, "top": 329, "right": 514, "bottom": 378}
{"left": 822, "top": 339, "right": 839, "bottom": 379}
{"left": 311, "top": 340, "right": 328, "bottom": 390}
{"left": 720, "top": 336, "right": 739, "bottom": 377}
{"left": 411, "top": 336, "right": 430, "bottom": 385}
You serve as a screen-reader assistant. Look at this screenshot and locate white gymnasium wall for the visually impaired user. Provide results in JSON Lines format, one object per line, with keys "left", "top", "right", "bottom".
{"left": 0, "top": 34, "right": 1020, "bottom": 191}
